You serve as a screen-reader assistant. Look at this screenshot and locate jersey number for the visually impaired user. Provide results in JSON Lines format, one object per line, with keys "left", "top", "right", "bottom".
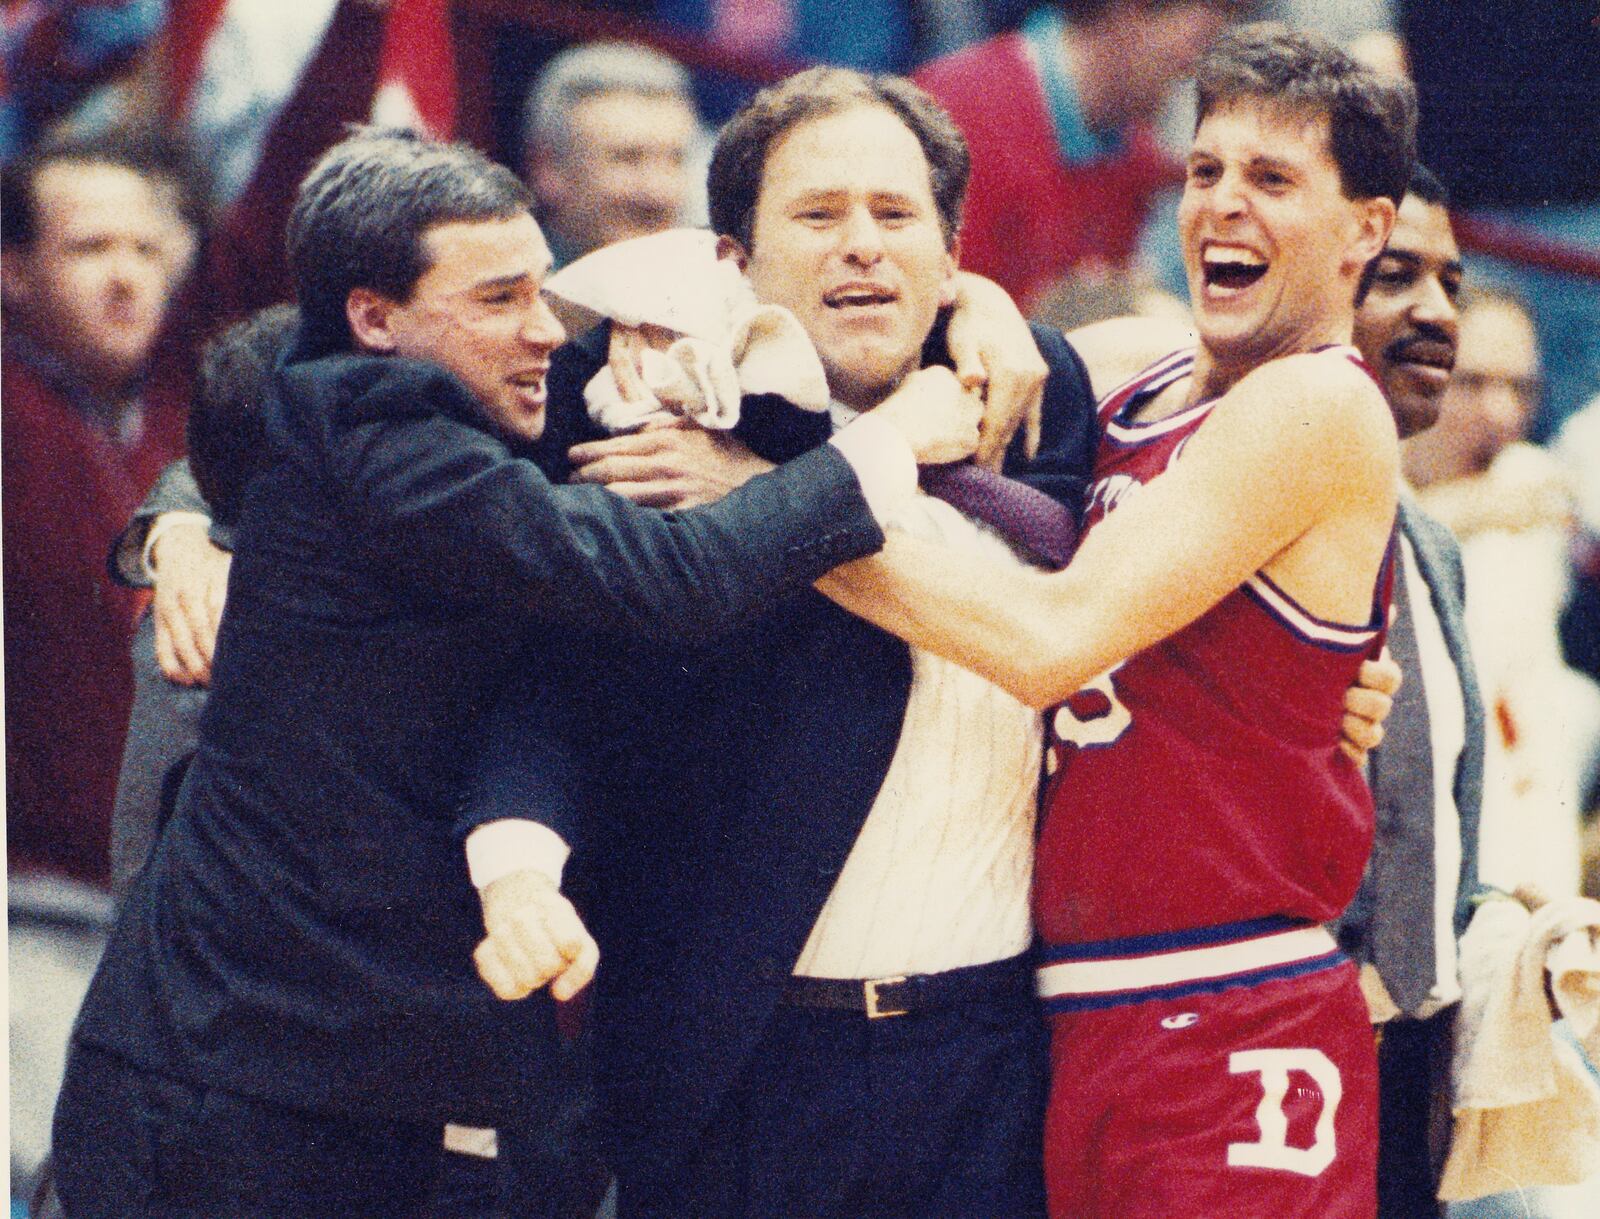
{"left": 1052, "top": 664, "right": 1131, "bottom": 749}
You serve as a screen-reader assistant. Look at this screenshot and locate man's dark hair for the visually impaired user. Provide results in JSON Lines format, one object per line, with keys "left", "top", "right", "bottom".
{"left": 1353, "top": 163, "right": 1454, "bottom": 307}
{"left": 1194, "top": 23, "right": 1417, "bottom": 205}
{"left": 707, "top": 67, "right": 969, "bottom": 252}
{"left": 189, "top": 304, "right": 301, "bottom": 527}
{"left": 285, "top": 126, "right": 534, "bottom": 352}
{"left": 1, "top": 126, "right": 208, "bottom": 249}
{"left": 1407, "top": 162, "right": 1449, "bottom": 209}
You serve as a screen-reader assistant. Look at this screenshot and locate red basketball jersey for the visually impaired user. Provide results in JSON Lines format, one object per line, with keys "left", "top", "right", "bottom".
{"left": 1035, "top": 347, "right": 1391, "bottom": 946}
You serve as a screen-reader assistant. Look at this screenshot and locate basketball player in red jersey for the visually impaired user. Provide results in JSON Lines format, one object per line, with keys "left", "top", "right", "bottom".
{"left": 817, "top": 24, "right": 1415, "bottom": 1219}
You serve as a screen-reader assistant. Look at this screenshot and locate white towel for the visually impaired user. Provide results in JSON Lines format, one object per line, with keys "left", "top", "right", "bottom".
{"left": 543, "top": 228, "right": 829, "bottom": 433}
{"left": 1439, "top": 896, "right": 1600, "bottom": 1201}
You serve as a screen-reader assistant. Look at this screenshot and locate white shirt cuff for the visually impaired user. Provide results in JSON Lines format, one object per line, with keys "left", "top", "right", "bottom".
{"left": 828, "top": 411, "right": 918, "bottom": 524}
{"left": 464, "top": 819, "right": 570, "bottom": 890}
{"left": 142, "top": 511, "right": 214, "bottom": 580}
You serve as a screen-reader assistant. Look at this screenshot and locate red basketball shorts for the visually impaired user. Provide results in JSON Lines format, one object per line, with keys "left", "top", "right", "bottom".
{"left": 1036, "top": 918, "right": 1378, "bottom": 1219}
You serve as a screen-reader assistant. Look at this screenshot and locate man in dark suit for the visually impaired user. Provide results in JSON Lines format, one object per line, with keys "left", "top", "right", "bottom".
{"left": 1342, "top": 164, "right": 1487, "bottom": 1219}
{"left": 473, "top": 68, "right": 1097, "bottom": 1219}
{"left": 49, "top": 126, "right": 975, "bottom": 1218}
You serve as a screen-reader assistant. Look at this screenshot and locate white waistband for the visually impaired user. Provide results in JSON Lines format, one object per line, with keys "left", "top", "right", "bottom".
{"left": 1035, "top": 924, "right": 1339, "bottom": 999}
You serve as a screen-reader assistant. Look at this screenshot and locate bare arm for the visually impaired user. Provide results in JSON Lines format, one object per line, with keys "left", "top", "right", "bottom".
{"left": 1066, "top": 315, "right": 1198, "bottom": 400}
{"left": 817, "top": 354, "right": 1399, "bottom": 708}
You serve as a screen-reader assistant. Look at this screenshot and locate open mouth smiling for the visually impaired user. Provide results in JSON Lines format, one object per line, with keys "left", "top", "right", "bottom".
{"left": 508, "top": 368, "right": 549, "bottom": 401}
{"left": 1201, "top": 243, "right": 1269, "bottom": 294}
{"left": 1387, "top": 336, "right": 1455, "bottom": 374}
{"left": 823, "top": 283, "right": 898, "bottom": 310}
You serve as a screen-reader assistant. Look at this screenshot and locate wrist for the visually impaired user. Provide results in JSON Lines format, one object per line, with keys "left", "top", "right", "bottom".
{"left": 465, "top": 818, "right": 569, "bottom": 890}
{"left": 829, "top": 411, "right": 917, "bottom": 522}
{"left": 478, "top": 867, "right": 559, "bottom": 930}
{"left": 144, "top": 512, "right": 213, "bottom": 578}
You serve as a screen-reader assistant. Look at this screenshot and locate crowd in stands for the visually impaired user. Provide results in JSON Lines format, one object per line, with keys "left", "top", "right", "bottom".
{"left": 5, "top": 4, "right": 1600, "bottom": 1218}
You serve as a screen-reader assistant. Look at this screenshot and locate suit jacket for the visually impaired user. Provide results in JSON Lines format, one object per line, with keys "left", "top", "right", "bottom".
{"left": 1340, "top": 498, "right": 1486, "bottom": 961}
{"left": 472, "top": 324, "right": 1099, "bottom": 1182}
{"left": 72, "top": 341, "right": 886, "bottom": 1126}
{"left": 1336, "top": 499, "right": 1486, "bottom": 1211}
{"left": 108, "top": 457, "right": 216, "bottom": 589}
{"left": 107, "top": 613, "right": 209, "bottom": 901}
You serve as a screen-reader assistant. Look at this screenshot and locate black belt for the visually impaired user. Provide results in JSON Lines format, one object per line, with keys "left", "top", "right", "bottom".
{"left": 780, "top": 952, "right": 1034, "bottom": 1020}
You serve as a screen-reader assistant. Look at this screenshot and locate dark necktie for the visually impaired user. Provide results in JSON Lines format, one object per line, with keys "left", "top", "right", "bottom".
{"left": 919, "top": 464, "right": 1080, "bottom": 569}
{"left": 1367, "top": 559, "right": 1439, "bottom": 1015}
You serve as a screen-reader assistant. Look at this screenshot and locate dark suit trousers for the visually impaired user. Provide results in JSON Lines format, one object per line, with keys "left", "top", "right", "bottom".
{"left": 54, "top": 1042, "right": 444, "bottom": 1219}
{"left": 1377, "top": 1010, "right": 1457, "bottom": 1219}
{"left": 618, "top": 990, "right": 1049, "bottom": 1219}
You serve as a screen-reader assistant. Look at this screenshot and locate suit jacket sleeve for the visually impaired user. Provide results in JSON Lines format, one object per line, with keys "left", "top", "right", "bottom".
{"left": 107, "top": 458, "right": 216, "bottom": 588}
{"left": 323, "top": 359, "right": 885, "bottom": 642}
{"left": 459, "top": 653, "right": 592, "bottom": 848}
{"left": 456, "top": 637, "right": 663, "bottom": 848}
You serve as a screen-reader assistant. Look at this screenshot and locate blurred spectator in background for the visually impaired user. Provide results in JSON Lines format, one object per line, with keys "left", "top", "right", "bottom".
{"left": 176, "top": 0, "right": 349, "bottom": 205}
{"left": 4, "top": 123, "right": 196, "bottom": 1209}
{"left": 1258, "top": 0, "right": 1403, "bottom": 71}
{"left": 146, "top": 0, "right": 452, "bottom": 402}
{"left": 1399, "top": 0, "right": 1600, "bottom": 443}
{"left": 1026, "top": 262, "right": 1189, "bottom": 333}
{"left": 522, "top": 40, "right": 705, "bottom": 268}
{"left": 1404, "top": 287, "right": 1600, "bottom": 899}
{"left": 1553, "top": 393, "right": 1600, "bottom": 895}
{"left": 174, "top": 0, "right": 455, "bottom": 208}
{"left": 654, "top": 0, "right": 996, "bottom": 77}
{"left": 2, "top": 126, "right": 201, "bottom": 889}
{"left": 0, "top": 0, "right": 167, "bottom": 162}
{"left": 912, "top": 0, "right": 1244, "bottom": 315}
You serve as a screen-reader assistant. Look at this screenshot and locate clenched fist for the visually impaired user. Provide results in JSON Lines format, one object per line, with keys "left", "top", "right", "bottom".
{"left": 473, "top": 868, "right": 598, "bottom": 1003}
{"left": 874, "top": 366, "right": 985, "bottom": 465}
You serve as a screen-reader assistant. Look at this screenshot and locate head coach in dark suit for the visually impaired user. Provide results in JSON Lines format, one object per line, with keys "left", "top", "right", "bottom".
{"left": 48, "top": 125, "right": 977, "bottom": 1218}
{"left": 473, "top": 67, "right": 1102, "bottom": 1219}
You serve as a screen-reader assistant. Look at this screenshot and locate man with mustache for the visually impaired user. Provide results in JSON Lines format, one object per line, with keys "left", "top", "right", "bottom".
{"left": 1343, "top": 165, "right": 1485, "bottom": 1219}
{"left": 2, "top": 129, "right": 200, "bottom": 887}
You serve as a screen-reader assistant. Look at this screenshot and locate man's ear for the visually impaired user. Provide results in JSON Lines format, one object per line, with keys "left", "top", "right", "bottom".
{"left": 530, "top": 153, "right": 569, "bottom": 215}
{"left": 1348, "top": 196, "right": 1397, "bottom": 273}
{"left": 1, "top": 247, "right": 34, "bottom": 310}
{"left": 715, "top": 234, "right": 749, "bottom": 271}
{"left": 938, "top": 235, "right": 962, "bottom": 309}
{"left": 346, "top": 287, "right": 400, "bottom": 353}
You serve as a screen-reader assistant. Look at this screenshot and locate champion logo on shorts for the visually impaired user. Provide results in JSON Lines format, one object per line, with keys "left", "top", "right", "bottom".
{"left": 1160, "top": 1012, "right": 1199, "bottom": 1029}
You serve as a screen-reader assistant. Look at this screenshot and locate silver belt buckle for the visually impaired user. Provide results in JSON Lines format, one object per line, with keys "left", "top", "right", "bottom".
{"left": 864, "top": 975, "right": 908, "bottom": 1019}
